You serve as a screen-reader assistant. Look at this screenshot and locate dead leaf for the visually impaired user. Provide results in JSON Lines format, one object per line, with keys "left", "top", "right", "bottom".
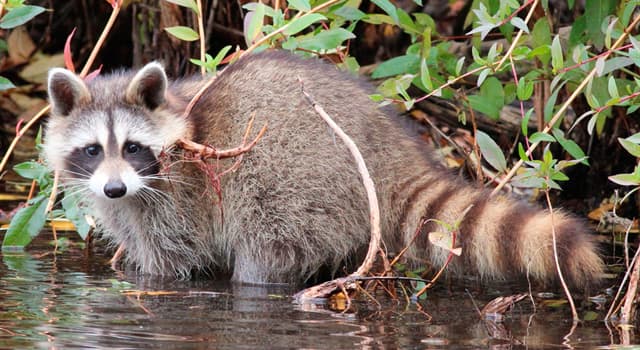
{"left": 49, "top": 219, "right": 76, "bottom": 231}
{"left": 7, "top": 27, "right": 35, "bottom": 66}
{"left": 428, "top": 231, "right": 462, "bottom": 256}
{"left": 588, "top": 202, "right": 615, "bottom": 221}
{"left": 9, "top": 91, "right": 46, "bottom": 113}
{"left": 18, "top": 52, "right": 65, "bottom": 84}
{"left": 481, "top": 293, "right": 528, "bottom": 316}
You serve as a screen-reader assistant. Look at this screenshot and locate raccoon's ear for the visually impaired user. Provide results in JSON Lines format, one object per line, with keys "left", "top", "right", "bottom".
{"left": 48, "top": 68, "right": 91, "bottom": 116}
{"left": 125, "top": 62, "right": 167, "bottom": 110}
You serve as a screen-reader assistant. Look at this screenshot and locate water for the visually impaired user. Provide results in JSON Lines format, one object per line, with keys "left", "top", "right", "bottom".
{"left": 0, "top": 235, "right": 632, "bottom": 349}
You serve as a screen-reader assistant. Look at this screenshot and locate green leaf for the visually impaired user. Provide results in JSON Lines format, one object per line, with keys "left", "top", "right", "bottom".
{"left": 333, "top": 6, "right": 366, "bottom": 21}
{"left": 0, "top": 5, "right": 45, "bottom": 29}
{"left": 609, "top": 173, "right": 640, "bottom": 186}
{"left": 0, "top": 76, "right": 15, "bottom": 90}
{"left": 550, "top": 35, "right": 564, "bottom": 72}
{"left": 369, "top": 94, "right": 385, "bottom": 102}
{"left": 529, "top": 132, "right": 556, "bottom": 144}
{"left": 61, "top": 193, "right": 91, "bottom": 240}
{"left": 531, "top": 18, "right": 551, "bottom": 47}
{"left": 516, "top": 76, "right": 534, "bottom": 100}
{"left": 371, "top": 0, "right": 399, "bottom": 24}
{"left": 283, "top": 13, "right": 326, "bottom": 35}
{"left": 477, "top": 68, "right": 490, "bottom": 87}
{"left": 584, "top": 0, "right": 616, "bottom": 49}
{"left": 455, "top": 57, "right": 465, "bottom": 75}
{"left": 212, "top": 45, "right": 231, "bottom": 66}
{"left": 371, "top": 54, "right": 420, "bottom": 79}
{"left": 476, "top": 130, "right": 507, "bottom": 172}
{"left": 164, "top": 26, "right": 199, "bottom": 41}
{"left": 568, "top": 15, "right": 587, "bottom": 47}
{"left": 552, "top": 129, "right": 589, "bottom": 165}
{"left": 510, "top": 17, "right": 529, "bottom": 33}
{"left": 397, "top": 8, "right": 418, "bottom": 34}
{"left": 607, "top": 75, "right": 619, "bottom": 99}
{"left": 624, "top": 132, "right": 640, "bottom": 144}
{"left": 419, "top": 58, "right": 433, "bottom": 91}
{"left": 245, "top": 3, "right": 265, "bottom": 45}
{"left": 518, "top": 143, "right": 528, "bottom": 160}
{"left": 165, "top": 0, "right": 198, "bottom": 14}
{"left": 13, "top": 161, "right": 49, "bottom": 181}
{"left": 287, "top": 0, "right": 311, "bottom": 12}
{"left": 297, "top": 28, "right": 355, "bottom": 51}
{"left": 362, "top": 14, "right": 395, "bottom": 25}
{"left": 619, "top": 137, "right": 640, "bottom": 158}
{"left": 3, "top": 196, "right": 48, "bottom": 249}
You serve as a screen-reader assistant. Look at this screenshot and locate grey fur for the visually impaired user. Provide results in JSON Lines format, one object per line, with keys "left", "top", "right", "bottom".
{"left": 44, "top": 51, "right": 603, "bottom": 286}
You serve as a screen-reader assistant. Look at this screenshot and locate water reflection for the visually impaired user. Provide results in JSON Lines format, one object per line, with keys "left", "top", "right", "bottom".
{"left": 0, "top": 241, "right": 632, "bottom": 349}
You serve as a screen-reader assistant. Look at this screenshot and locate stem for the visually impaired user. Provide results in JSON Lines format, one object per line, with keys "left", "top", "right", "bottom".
{"left": 490, "top": 10, "right": 640, "bottom": 196}
{"left": 544, "top": 189, "right": 578, "bottom": 321}
{"left": 299, "top": 77, "right": 382, "bottom": 277}
{"left": 196, "top": 0, "right": 206, "bottom": 76}
{"left": 495, "top": 0, "right": 539, "bottom": 72}
{"left": 80, "top": 1, "right": 122, "bottom": 77}
{"left": 0, "top": 106, "right": 49, "bottom": 176}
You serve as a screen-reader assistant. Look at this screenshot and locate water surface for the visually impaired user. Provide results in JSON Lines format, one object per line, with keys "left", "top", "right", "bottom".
{"left": 0, "top": 236, "right": 632, "bottom": 349}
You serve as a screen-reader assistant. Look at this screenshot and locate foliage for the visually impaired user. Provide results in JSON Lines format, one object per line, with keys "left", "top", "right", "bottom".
{"left": 0, "top": 1, "right": 45, "bottom": 90}
{"left": 3, "top": 131, "right": 91, "bottom": 250}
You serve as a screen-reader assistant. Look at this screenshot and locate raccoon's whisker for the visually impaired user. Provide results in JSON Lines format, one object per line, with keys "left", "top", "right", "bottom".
{"left": 143, "top": 175, "right": 196, "bottom": 188}
{"left": 62, "top": 160, "right": 93, "bottom": 178}
{"left": 137, "top": 188, "right": 171, "bottom": 208}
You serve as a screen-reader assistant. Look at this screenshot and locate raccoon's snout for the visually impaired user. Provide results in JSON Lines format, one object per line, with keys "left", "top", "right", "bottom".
{"left": 104, "top": 180, "right": 127, "bottom": 198}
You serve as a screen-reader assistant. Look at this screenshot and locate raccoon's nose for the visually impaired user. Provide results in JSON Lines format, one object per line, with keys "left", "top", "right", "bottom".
{"left": 104, "top": 180, "right": 127, "bottom": 198}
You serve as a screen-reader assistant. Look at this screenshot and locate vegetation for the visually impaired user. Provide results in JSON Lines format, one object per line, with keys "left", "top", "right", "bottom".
{"left": 2, "top": 0, "right": 640, "bottom": 319}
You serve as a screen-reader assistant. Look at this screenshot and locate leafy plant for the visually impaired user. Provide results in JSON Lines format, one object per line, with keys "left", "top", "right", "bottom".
{"left": 3, "top": 131, "right": 91, "bottom": 250}
{"left": 0, "top": 1, "right": 46, "bottom": 90}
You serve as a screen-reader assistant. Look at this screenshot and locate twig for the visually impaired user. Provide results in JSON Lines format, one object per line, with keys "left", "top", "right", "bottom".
{"left": 298, "top": 77, "right": 382, "bottom": 277}
{"left": 544, "top": 189, "right": 578, "bottom": 321}
{"left": 620, "top": 248, "right": 640, "bottom": 324}
{"left": 110, "top": 243, "right": 126, "bottom": 271}
{"left": 196, "top": 0, "right": 206, "bottom": 76}
{"left": 605, "top": 220, "right": 640, "bottom": 320}
{"left": 176, "top": 122, "right": 267, "bottom": 159}
{"left": 295, "top": 77, "right": 384, "bottom": 301}
{"left": 494, "top": 0, "right": 538, "bottom": 72}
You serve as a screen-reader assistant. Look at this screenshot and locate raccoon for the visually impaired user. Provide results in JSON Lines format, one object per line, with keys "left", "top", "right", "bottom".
{"left": 43, "top": 51, "right": 603, "bottom": 287}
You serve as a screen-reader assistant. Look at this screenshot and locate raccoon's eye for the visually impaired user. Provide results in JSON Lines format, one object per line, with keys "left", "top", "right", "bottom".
{"left": 125, "top": 142, "right": 140, "bottom": 154}
{"left": 84, "top": 145, "right": 102, "bottom": 157}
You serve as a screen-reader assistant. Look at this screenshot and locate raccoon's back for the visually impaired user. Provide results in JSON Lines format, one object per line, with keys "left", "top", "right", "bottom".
{"left": 172, "top": 52, "right": 602, "bottom": 287}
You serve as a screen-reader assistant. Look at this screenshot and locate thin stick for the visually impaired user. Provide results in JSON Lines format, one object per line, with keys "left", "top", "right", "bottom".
{"left": 605, "top": 221, "right": 640, "bottom": 320}
{"left": 176, "top": 123, "right": 267, "bottom": 159}
{"left": 298, "top": 77, "right": 382, "bottom": 277}
{"left": 79, "top": 1, "right": 122, "bottom": 77}
{"left": 45, "top": 170, "right": 59, "bottom": 213}
{"left": 620, "top": 251, "right": 640, "bottom": 324}
{"left": 196, "top": 0, "right": 206, "bottom": 76}
{"left": 545, "top": 189, "right": 578, "bottom": 321}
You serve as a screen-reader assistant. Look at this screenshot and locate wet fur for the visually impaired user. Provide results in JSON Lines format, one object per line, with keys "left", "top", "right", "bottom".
{"left": 44, "top": 51, "right": 603, "bottom": 286}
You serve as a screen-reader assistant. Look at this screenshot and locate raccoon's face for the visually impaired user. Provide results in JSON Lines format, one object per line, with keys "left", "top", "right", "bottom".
{"left": 44, "top": 63, "right": 187, "bottom": 200}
